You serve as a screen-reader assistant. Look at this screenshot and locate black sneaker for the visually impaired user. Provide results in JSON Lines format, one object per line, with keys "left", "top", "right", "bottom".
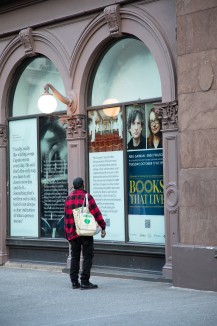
{"left": 80, "top": 282, "right": 98, "bottom": 290}
{"left": 72, "top": 282, "right": 80, "bottom": 289}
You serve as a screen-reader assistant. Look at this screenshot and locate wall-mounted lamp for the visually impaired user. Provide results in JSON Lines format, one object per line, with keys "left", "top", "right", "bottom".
{"left": 38, "top": 83, "right": 77, "bottom": 114}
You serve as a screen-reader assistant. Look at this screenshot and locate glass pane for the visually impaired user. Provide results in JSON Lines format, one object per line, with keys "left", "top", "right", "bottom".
{"left": 88, "top": 108, "right": 125, "bottom": 241}
{"left": 39, "top": 116, "right": 68, "bottom": 238}
{"left": 12, "top": 57, "right": 65, "bottom": 117}
{"left": 91, "top": 38, "right": 162, "bottom": 106}
{"left": 126, "top": 103, "right": 165, "bottom": 244}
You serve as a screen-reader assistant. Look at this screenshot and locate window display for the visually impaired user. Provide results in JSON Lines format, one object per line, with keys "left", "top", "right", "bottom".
{"left": 127, "top": 103, "right": 164, "bottom": 244}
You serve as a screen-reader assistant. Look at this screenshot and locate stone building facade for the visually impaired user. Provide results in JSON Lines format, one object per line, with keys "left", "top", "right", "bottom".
{"left": 0, "top": 0, "right": 216, "bottom": 291}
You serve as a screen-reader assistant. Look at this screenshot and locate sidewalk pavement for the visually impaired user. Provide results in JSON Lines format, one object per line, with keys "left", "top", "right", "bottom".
{"left": 0, "top": 265, "right": 217, "bottom": 326}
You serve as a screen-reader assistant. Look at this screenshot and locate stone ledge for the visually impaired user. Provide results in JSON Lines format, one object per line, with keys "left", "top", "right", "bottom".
{"left": 2, "top": 261, "right": 172, "bottom": 283}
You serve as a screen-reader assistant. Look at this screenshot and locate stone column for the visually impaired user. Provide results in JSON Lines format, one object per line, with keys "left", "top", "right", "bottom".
{"left": 64, "top": 114, "right": 86, "bottom": 185}
{"left": 61, "top": 114, "right": 86, "bottom": 268}
{"left": 173, "top": 1, "right": 217, "bottom": 292}
{"left": 0, "top": 124, "right": 8, "bottom": 265}
{"left": 155, "top": 101, "right": 179, "bottom": 278}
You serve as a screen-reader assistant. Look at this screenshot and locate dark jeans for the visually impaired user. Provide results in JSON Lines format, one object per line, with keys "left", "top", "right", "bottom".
{"left": 69, "top": 236, "right": 94, "bottom": 284}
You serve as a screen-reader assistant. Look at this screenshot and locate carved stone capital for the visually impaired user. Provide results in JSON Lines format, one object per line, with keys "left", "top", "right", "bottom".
{"left": 19, "top": 27, "right": 35, "bottom": 56}
{"left": 0, "top": 124, "right": 7, "bottom": 146}
{"left": 60, "top": 114, "right": 86, "bottom": 140}
{"left": 104, "top": 4, "right": 122, "bottom": 37}
{"left": 154, "top": 101, "right": 178, "bottom": 131}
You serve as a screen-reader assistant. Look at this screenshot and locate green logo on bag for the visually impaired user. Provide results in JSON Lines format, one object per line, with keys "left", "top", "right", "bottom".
{"left": 84, "top": 219, "right": 90, "bottom": 224}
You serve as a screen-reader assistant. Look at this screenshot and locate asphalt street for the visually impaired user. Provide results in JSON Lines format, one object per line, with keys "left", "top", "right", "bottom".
{"left": 0, "top": 266, "right": 217, "bottom": 326}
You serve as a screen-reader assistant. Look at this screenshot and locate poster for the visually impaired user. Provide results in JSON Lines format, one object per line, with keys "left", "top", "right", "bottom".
{"left": 9, "top": 119, "right": 39, "bottom": 237}
{"left": 88, "top": 107, "right": 125, "bottom": 241}
{"left": 127, "top": 104, "right": 165, "bottom": 244}
{"left": 128, "top": 149, "right": 164, "bottom": 215}
{"left": 39, "top": 116, "right": 68, "bottom": 238}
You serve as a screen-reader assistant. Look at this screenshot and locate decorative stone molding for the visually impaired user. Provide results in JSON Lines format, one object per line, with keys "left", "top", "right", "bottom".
{"left": 0, "top": 124, "right": 7, "bottom": 146}
{"left": 104, "top": 5, "right": 122, "bottom": 37}
{"left": 19, "top": 27, "right": 35, "bottom": 56}
{"left": 60, "top": 114, "right": 86, "bottom": 140}
{"left": 70, "top": 5, "right": 176, "bottom": 103}
{"left": 154, "top": 101, "right": 178, "bottom": 131}
{"left": 0, "top": 29, "right": 70, "bottom": 78}
{"left": 165, "top": 182, "right": 178, "bottom": 213}
{"left": 199, "top": 63, "right": 214, "bottom": 92}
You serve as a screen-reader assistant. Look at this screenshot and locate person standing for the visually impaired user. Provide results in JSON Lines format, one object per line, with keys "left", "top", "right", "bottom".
{"left": 64, "top": 177, "right": 106, "bottom": 290}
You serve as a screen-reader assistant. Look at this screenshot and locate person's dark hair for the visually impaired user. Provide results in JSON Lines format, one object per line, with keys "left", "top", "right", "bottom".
{"left": 147, "top": 108, "right": 162, "bottom": 147}
{"left": 127, "top": 108, "right": 145, "bottom": 131}
{"left": 73, "top": 177, "right": 84, "bottom": 189}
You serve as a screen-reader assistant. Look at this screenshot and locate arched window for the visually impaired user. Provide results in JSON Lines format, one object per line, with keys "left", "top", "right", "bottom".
{"left": 9, "top": 56, "right": 68, "bottom": 239}
{"left": 87, "top": 37, "right": 164, "bottom": 244}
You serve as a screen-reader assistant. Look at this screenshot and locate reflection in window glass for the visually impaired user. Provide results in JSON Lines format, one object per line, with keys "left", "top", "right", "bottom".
{"left": 91, "top": 38, "right": 162, "bottom": 106}
{"left": 13, "top": 57, "right": 65, "bottom": 117}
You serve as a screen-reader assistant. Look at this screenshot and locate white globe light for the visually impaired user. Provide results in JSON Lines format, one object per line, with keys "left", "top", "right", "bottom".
{"left": 38, "top": 93, "right": 58, "bottom": 114}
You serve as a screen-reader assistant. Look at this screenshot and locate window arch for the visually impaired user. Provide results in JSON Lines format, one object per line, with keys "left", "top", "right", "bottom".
{"left": 87, "top": 37, "right": 164, "bottom": 244}
{"left": 8, "top": 55, "right": 68, "bottom": 239}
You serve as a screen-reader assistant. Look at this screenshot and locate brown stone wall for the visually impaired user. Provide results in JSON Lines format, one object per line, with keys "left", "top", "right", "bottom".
{"left": 177, "top": 0, "right": 217, "bottom": 245}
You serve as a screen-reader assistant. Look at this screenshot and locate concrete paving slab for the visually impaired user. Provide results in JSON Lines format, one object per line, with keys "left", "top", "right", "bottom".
{"left": 0, "top": 266, "right": 217, "bottom": 326}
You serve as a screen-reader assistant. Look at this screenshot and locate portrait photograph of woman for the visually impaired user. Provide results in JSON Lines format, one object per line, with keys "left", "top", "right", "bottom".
{"left": 147, "top": 107, "right": 162, "bottom": 149}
